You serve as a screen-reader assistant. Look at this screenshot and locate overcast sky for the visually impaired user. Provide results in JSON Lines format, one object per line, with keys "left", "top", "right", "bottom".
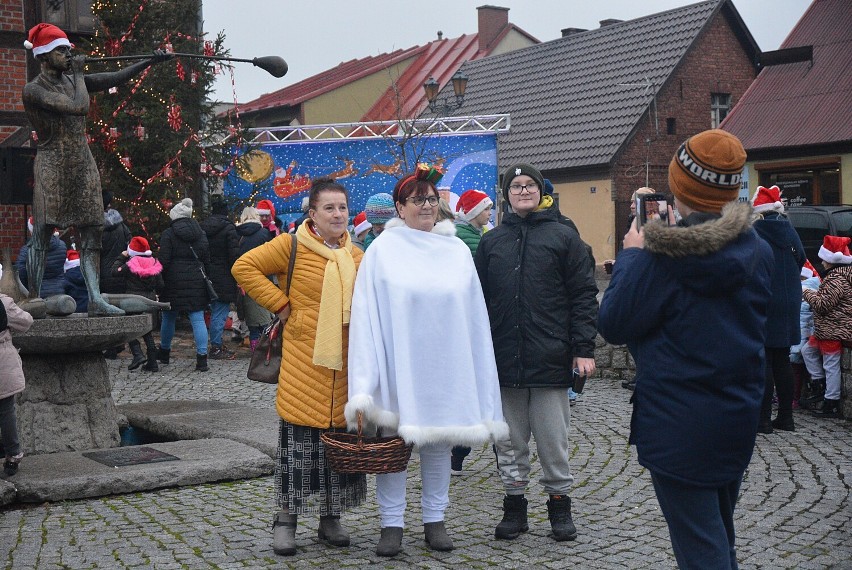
{"left": 202, "top": 0, "right": 811, "bottom": 104}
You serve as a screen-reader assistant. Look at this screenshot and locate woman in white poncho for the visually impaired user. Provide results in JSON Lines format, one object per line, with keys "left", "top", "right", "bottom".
{"left": 346, "top": 165, "right": 508, "bottom": 557}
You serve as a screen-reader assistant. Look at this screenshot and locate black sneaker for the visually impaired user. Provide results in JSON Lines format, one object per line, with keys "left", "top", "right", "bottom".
{"left": 209, "top": 345, "right": 236, "bottom": 360}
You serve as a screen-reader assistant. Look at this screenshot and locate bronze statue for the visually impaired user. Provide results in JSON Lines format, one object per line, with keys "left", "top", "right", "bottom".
{"left": 22, "top": 23, "right": 171, "bottom": 316}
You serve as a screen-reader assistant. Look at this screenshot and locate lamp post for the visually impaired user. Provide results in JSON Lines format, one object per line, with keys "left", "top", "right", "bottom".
{"left": 423, "top": 69, "right": 468, "bottom": 115}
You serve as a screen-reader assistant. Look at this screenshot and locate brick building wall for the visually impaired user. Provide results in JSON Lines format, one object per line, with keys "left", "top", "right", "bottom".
{"left": 610, "top": 11, "right": 757, "bottom": 243}
{"left": 0, "top": 0, "right": 30, "bottom": 260}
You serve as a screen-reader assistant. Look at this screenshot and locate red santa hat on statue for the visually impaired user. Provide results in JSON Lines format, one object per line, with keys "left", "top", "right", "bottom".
{"left": 353, "top": 211, "right": 371, "bottom": 235}
{"left": 127, "top": 236, "right": 152, "bottom": 257}
{"left": 752, "top": 185, "right": 784, "bottom": 214}
{"left": 801, "top": 259, "right": 819, "bottom": 279}
{"left": 455, "top": 189, "right": 493, "bottom": 222}
{"left": 64, "top": 249, "right": 80, "bottom": 271}
{"left": 819, "top": 235, "right": 852, "bottom": 265}
{"left": 24, "top": 23, "right": 74, "bottom": 57}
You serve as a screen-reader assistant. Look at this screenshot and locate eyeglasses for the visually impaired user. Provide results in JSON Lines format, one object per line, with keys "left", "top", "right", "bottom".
{"left": 508, "top": 182, "right": 539, "bottom": 194}
{"left": 406, "top": 195, "right": 439, "bottom": 207}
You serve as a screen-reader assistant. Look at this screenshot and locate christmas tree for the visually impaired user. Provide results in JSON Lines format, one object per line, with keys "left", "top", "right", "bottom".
{"left": 83, "top": 0, "right": 236, "bottom": 242}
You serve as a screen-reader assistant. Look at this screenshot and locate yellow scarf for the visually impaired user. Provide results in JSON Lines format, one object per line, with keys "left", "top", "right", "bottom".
{"left": 296, "top": 221, "right": 356, "bottom": 370}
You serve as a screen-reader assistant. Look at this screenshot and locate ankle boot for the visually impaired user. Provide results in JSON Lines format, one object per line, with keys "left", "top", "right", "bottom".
{"left": 272, "top": 511, "right": 297, "bottom": 555}
{"left": 195, "top": 353, "right": 208, "bottom": 372}
{"left": 814, "top": 398, "right": 842, "bottom": 418}
{"left": 424, "top": 521, "right": 454, "bottom": 551}
{"left": 3, "top": 452, "right": 23, "bottom": 476}
{"left": 156, "top": 347, "right": 170, "bottom": 365}
{"left": 317, "top": 515, "right": 350, "bottom": 547}
{"left": 546, "top": 495, "right": 577, "bottom": 541}
{"left": 771, "top": 415, "right": 795, "bottom": 431}
{"left": 495, "top": 494, "right": 528, "bottom": 539}
{"left": 142, "top": 349, "right": 159, "bottom": 372}
{"left": 376, "top": 526, "right": 403, "bottom": 557}
{"left": 128, "top": 340, "right": 146, "bottom": 371}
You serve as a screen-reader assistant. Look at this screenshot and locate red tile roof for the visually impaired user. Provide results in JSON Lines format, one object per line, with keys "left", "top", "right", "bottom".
{"left": 721, "top": 0, "right": 852, "bottom": 150}
{"left": 235, "top": 45, "right": 425, "bottom": 114}
{"left": 235, "top": 25, "right": 537, "bottom": 120}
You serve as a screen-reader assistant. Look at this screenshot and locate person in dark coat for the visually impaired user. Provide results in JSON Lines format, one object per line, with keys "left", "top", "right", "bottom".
{"left": 475, "top": 163, "right": 598, "bottom": 543}
{"left": 751, "top": 186, "right": 806, "bottom": 433}
{"left": 16, "top": 218, "right": 66, "bottom": 297}
{"left": 598, "top": 129, "right": 773, "bottom": 570}
{"left": 200, "top": 196, "right": 240, "bottom": 360}
{"left": 157, "top": 198, "right": 212, "bottom": 372}
{"left": 99, "top": 191, "right": 131, "bottom": 295}
{"left": 62, "top": 249, "right": 87, "bottom": 312}
{"left": 235, "top": 207, "right": 273, "bottom": 349}
{"left": 111, "top": 236, "right": 164, "bottom": 372}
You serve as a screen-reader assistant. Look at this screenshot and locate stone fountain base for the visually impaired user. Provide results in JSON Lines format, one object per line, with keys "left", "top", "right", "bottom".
{"left": 14, "top": 314, "right": 154, "bottom": 455}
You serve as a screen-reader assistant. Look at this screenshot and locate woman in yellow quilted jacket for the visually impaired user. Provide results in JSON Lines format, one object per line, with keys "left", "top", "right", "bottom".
{"left": 231, "top": 177, "right": 364, "bottom": 557}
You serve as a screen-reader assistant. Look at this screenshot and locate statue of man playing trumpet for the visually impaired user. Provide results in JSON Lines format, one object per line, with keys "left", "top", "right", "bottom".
{"left": 22, "top": 23, "right": 172, "bottom": 316}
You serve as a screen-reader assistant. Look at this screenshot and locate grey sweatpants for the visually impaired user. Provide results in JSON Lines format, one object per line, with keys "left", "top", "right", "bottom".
{"left": 495, "top": 386, "right": 574, "bottom": 496}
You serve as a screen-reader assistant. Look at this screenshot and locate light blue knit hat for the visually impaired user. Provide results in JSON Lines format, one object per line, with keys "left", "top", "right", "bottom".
{"left": 364, "top": 193, "right": 395, "bottom": 225}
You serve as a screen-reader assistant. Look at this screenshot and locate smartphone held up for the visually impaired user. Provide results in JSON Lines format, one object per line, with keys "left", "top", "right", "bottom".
{"left": 636, "top": 193, "right": 670, "bottom": 228}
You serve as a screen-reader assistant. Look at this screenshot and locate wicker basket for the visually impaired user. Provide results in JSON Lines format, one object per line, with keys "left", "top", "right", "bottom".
{"left": 321, "top": 412, "right": 413, "bottom": 474}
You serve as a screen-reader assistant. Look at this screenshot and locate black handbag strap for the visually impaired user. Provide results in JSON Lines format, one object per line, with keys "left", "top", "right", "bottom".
{"left": 286, "top": 234, "right": 297, "bottom": 295}
{"left": 188, "top": 245, "right": 208, "bottom": 279}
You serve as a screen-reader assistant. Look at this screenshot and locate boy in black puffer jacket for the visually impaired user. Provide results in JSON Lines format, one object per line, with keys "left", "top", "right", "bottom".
{"left": 111, "top": 236, "right": 164, "bottom": 371}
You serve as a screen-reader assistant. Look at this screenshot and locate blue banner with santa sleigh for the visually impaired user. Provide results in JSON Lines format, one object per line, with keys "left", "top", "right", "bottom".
{"left": 224, "top": 132, "right": 498, "bottom": 225}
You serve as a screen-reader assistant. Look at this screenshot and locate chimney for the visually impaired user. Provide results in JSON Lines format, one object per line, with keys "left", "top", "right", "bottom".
{"left": 477, "top": 5, "right": 510, "bottom": 53}
{"left": 599, "top": 19, "right": 623, "bottom": 28}
{"left": 561, "top": 27, "right": 587, "bottom": 38}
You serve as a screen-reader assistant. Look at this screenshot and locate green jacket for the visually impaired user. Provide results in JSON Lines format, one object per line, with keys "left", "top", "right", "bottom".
{"left": 455, "top": 221, "right": 482, "bottom": 255}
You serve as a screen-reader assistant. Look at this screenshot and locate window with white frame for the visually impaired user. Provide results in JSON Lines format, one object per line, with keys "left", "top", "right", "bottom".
{"left": 710, "top": 93, "right": 731, "bottom": 128}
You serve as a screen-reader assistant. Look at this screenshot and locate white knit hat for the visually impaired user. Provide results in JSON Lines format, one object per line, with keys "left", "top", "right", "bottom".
{"left": 169, "top": 198, "right": 193, "bottom": 220}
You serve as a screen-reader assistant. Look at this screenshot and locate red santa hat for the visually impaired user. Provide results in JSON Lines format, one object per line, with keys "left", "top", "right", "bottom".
{"left": 64, "top": 249, "right": 80, "bottom": 271}
{"left": 256, "top": 199, "right": 275, "bottom": 217}
{"left": 24, "top": 23, "right": 74, "bottom": 57}
{"left": 819, "top": 235, "right": 852, "bottom": 265}
{"left": 353, "top": 211, "right": 371, "bottom": 235}
{"left": 455, "top": 189, "right": 493, "bottom": 222}
{"left": 801, "top": 259, "right": 819, "bottom": 279}
{"left": 752, "top": 185, "right": 784, "bottom": 214}
{"left": 128, "top": 236, "right": 152, "bottom": 257}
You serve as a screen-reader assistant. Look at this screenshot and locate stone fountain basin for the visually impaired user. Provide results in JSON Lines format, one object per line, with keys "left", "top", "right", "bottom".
{"left": 12, "top": 313, "right": 153, "bottom": 354}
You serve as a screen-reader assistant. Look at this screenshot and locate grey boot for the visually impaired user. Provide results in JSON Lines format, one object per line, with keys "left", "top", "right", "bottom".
{"left": 546, "top": 495, "right": 578, "bottom": 541}
{"left": 424, "top": 521, "right": 454, "bottom": 551}
{"left": 317, "top": 515, "right": 350, "bottom": 547}
{"left": 495, "top": 495, "right": 528, "bottom": 539}
{"left": 376, "top": 526, "right": 403, "bottom": 557}
{"left": 272, "top": 512, "right": 297, "bottom": 556}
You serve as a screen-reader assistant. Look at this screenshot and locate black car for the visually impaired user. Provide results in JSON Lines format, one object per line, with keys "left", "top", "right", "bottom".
{"left": 785, "top": 205, "right": 852, "bottom": 273}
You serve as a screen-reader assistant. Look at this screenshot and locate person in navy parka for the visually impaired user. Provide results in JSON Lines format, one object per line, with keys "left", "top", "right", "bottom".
{"left": 599, "top": 130, "right": 773, "bottom": 570}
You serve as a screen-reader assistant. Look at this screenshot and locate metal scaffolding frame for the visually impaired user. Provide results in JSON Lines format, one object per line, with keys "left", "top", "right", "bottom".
{"left": 224, "top": 114, "right": 510, "bottom": 145}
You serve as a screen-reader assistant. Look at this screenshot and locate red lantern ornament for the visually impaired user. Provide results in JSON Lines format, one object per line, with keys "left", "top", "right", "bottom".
{"left": 163, "top": 42, "right": 174, "bottom": 54}
{"left": 120, "top": 156, "right": 132, "bottom": 169}
{"left": 136, "top": 125, "right": 146, "bottom": 140}
{"left": 204, "top": 41, "right": 214, "bottom": 57}
{"left": 190, "top": 71, "right": 198, "bottom": 85}
{"left": 105, "top": 38, "right": 122, "bottom": 57}
{"left": 199, "top": 162, "right": 207, "bottom": 174}
{"left": 163, "top": 165, "right": 172, "bottom": 179}
{"left": 109, "top": 127, "right": 119, "bottom": 139}
{"left": 175, "top": 60, "right": 186, "bottom": 81}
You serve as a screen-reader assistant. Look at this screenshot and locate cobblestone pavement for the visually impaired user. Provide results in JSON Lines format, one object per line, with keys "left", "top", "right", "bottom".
{"left": 1, "top": 338, "right": 850, "bottom": 569}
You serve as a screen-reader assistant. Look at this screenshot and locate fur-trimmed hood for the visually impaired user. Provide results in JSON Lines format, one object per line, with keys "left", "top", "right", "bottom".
{"left": 103, "top": 208, "right": 124, "bottom": 229}
{"left": 643, "top": 201, "right": 762, "bottom": 297}
{"left": 385, "top": 217, "right": 456, "bottom": 236}
{"left": 127, "top": 255, "right": 163, "bottom": 277}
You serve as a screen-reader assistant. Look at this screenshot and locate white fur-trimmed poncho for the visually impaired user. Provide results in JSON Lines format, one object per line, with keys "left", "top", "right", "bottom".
{"left": 345, "top": 219, "right": 509, "bottom": 446}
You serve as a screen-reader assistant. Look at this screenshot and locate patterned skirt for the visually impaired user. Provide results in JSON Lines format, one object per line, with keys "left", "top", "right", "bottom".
{"left": 275, "top": 420, "right": 367, "bottom": 516}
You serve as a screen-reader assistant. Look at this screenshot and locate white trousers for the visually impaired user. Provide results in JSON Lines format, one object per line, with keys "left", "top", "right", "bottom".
{"left": 376, "top": 442, "right": 452, "bottom": 528}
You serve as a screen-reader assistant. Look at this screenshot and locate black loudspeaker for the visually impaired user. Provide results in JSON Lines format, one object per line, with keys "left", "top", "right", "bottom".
{"left": 0, "top": 147, "right": 36, "bottom": 205}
